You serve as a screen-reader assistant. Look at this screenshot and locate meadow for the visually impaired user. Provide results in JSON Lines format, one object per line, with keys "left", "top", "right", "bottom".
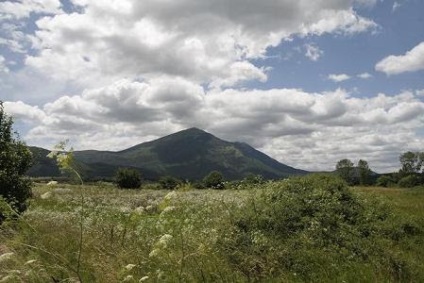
{"left": 1, "top": 176, "right": 423, "bottom": 282}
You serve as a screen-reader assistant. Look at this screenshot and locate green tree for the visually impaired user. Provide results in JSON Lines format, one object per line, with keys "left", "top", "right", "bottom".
{"left": 203, "top": 170, "right": 224, "bottom": 189}
{"left": 399, "top": 151, "right": 420, "bottom": 176}
{"left": 115, "top": 168, "right": 142, "bottom": 189}
{"left": 358, "top": 159, "right": 372, "bottom": 186}
{"left": 0, "top": 101, "right": 33, "bottom": 220}
{"left": 335, "top": 159, "right": 355, "bottom": 185}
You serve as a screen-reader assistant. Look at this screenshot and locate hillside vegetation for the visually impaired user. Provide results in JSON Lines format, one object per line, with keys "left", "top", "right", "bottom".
{"left": 1, "top": 175, "right": 423, "bottom": 282}
{"left": 28, "top": 128, "right": 307, "bottom": 181}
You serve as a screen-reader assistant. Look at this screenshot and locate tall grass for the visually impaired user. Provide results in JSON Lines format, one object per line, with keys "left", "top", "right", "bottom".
{"left": 0, "top": 179, "right": 423, "bottom": 282}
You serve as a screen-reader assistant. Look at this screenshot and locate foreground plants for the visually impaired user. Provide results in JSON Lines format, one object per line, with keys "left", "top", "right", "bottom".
{"left": 0, "top": 175, "right": 423, "bottom": 282}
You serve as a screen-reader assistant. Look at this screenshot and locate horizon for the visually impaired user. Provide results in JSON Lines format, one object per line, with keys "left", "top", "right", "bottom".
{"left": 1, "top": 0, "right": 423, "bottom": 173}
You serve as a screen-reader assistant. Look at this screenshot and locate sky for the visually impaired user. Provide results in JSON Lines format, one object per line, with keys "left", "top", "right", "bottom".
{"left": 1, "top": 0, "right": 423, "bottom": 173}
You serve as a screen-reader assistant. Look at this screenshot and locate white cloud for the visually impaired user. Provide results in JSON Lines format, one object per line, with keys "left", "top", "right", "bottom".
{"left": 7, "top": 79, "right": 424, "bottom": 173}
{"left": 358, "top": 72, "right": 372, "bottom": 79}
{"left": 304, "top": 44, "right": 323, "bottom": 61}
{"left": 3, "top": 100, "right": 46, "bottom": 122}
{"left": 19, "top": 0, "right": 377, "bottom": 91}
{"left": 0, "top": 56, "right": 9, "bottom": 73}
{"left": 376, "top": 42, "right": 424, "bottom": 75}
{"left": 0, "top": 0, "right": 62, "bottom": 20}
{"left": 392, "top": 1, "right": 401, "bottom": 12}
{"left": 328, "top": 74, "right": 351, "bottom": 82}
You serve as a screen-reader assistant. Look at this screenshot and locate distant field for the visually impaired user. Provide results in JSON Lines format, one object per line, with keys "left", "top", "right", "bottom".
{"left": 1, "top": 180, "right": 423, "bottom": 282}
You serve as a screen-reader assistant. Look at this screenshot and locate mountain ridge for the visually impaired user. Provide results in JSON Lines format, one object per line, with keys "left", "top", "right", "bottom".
{"left": 27, "top": 128, "right": 308, "bottom": 181}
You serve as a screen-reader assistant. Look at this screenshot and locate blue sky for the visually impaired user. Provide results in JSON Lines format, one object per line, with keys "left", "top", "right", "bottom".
{"left": 1, "top": 0, "right": 423, "bottom": 172}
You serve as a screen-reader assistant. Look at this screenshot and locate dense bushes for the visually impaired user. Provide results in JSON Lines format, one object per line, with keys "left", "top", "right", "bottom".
{"left": 115, "top": 168, "right": 142, "bottom": 189}
{"left": 203, "top": 171, "right": 224, "bottom": 189}
{"left": 0, "top": 102, "right": 32, "bottom": 222}
{"left": 220, "top": 174, "right": 420, "bottom": 281}
{"left": 398, "top": 174, "right": 422, "bottom": 188}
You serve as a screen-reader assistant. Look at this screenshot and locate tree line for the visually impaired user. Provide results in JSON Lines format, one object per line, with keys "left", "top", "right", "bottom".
{"left": 335, "top": 151, "right": 424, "bottom": 188}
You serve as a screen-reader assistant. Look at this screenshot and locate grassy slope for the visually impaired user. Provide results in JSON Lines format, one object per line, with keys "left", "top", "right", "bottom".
{"left": 0, "top": 184, "right": 423, "bottom": 282}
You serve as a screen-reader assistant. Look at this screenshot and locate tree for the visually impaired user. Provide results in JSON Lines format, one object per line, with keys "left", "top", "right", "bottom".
{"left": 0, "top": 101, "right": 33, "bottom": 220}
{"left": 335, "top": 159, "right": 355, "bottom": 185}
{"left": 115, "top": 168, "right": 142, "bottom": 189}
{"left": 357, "top": 159, "right": 372, "bottom": 186}
{"left": 203, "top": 171, "right": 224, "bottom": 189}
{"left": 399, "top": 151, "right": 421, "bottom": 176}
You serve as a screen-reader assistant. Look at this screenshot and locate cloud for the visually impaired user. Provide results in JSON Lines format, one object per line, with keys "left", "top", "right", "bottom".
{"left": 0, "top": 0, "right": 62, "bottom": 20}
{"left": 328, "top": 74, "right": 351, "bottom": 82}
{"left": 304, "top": 44, "right": 323, "bottom": 61}
{"left": 0, "top": 56, "right": 9, "bottom": 73}
{"left": 375, "top": 42, "right": 424, "bottom": 75}
{"left": 17, "top": 0, "right": 377, "bottom": 91}
{"left": 358, "top": 72, "right": 372, "bottom": 79}
{"left": 6, "top": 79, "right": 424, "bottom": 173}
{"left": 392, "top": 1, "right": 401, "bottom": 12}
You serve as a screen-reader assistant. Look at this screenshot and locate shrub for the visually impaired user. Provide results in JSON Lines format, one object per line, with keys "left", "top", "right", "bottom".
{"left": 115, "top": 168, "right": 142, "bottom": 189}
{"left": 203, "top": 171, "right": 224, "bottom": 189}
{"left": 159, "top": 176, "right": 181, "bottom": 190}
{"left": 376, "top": 175, "right": 397, "bottom": 187}
{"left": 220, "top": 174, "right": 414, "bottom": 281}
{"left": 398, "top": 175, "right": 421, "bottom": 188}
{"left": 0, "top": 102, "right": 32, "bottom": 222}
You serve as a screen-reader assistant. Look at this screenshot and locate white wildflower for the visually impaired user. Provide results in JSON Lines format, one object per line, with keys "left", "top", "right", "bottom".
{"left": 134, "top": 206, "right": 145, "bottom": 214}
{"left": 157, "top": 234, "right": 173, "bottom": 248}
{"left": 160, "top": 206, "right": 175, "bottom": 216}
{"left": 164, "top": 191, "right": 177, "bottom": 201}
{"left": 139, "top": 276, "right": 149, "bottom": 282}
{"left": 24, "top": 259, "right": 37, "bottom": 265}
{"left": 40, "top": 192, "right": 52, "bottom": 199}
{"left": 124, "top": 264, "right": 136, "bottom": 271}
{"left": 149, "top": 249, "right": 160, "bottom": 258}
{"left": 47, "top": 181, "right": 58, "bottom": 186}
{"left": 0, "top": 252, "right": 14, "bottom": 263}
{"left": 123, "top": 275, "right": 134, "bottom": 282}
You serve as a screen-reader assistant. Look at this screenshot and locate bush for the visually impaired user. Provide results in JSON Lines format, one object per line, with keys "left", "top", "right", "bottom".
{"left": 115, "top": 168, "right": 142, "bottom": 189}
{"left": 203, "top": 171, "right": 224, "bottom": 189}
{"left": 159, "top": 176, "right": 181, "bottom": 190}
{"left": 376, "top": 175, "right": 397, "bottom": 187}
{"left": 0, "top": 102, "right": 32, "bottom": 222}
{"left": 220, "top": 174, "right": 415, "bottom": 281}
{"left": 398, "top": 175, "right": 421, "bottom": 188}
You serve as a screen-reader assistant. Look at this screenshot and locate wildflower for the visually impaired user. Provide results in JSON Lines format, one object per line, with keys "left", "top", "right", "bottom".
{"left": 164, "top": 191, "right": 177, "bottom": 201}
{"left": 157, "top": 234, "right": 173, "bottom": 248}
{"left": 124, "top": 264, "right": 136, "bottom": 271}
{"left": 123, "top": 275, "right": 134, "bottom": 282}
{"left": 139, "top": 276, "right": 149, "bottom": 282}
{"left": 0, "top": 252, "right": 14, "bottom": 263}
{"left": 24, "top": 259, "right": 37, "bottom": 265}
{"left": 134, "top": 206, "right": 145, "bottom": 214}
{"left": 40, "top": 192, "right": 52, "bottom": 199}
{"left": 149, "top": 249, "right": 160, "bottom": 258}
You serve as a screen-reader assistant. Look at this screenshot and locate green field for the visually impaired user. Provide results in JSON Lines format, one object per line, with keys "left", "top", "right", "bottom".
{"left": 1, "top": 179, "right": 423, "bottom": 282}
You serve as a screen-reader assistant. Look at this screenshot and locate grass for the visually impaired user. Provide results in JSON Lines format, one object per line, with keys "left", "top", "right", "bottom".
{"left": 0, "top": 180, "right": 423, "bottom": 282}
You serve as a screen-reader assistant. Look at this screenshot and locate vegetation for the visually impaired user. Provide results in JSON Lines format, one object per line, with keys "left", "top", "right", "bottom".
{"left": 115, "top": 168, "right": 142, "bottom": 189}
{"left": 0, "top": 102, "right": 32, "bottom": 221}
{"left": 158, "top": 176, "right": 181, "bottom": 190}
{"left": 203, "top": 170, "right": 224, "bottom": 189}
{"left": 27, "top": 128, "right": 307, "bottom": 181}
{"left": 0, "top": 176, "right": 423, "bottom": 282}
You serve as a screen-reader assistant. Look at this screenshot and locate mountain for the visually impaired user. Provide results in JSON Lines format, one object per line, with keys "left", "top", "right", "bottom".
{"left": 28, "top": 128, "right": 307, "bottom": 181}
